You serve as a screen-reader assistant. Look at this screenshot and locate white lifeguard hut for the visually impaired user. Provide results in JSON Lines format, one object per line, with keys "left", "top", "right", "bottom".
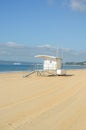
{"left": 23, "top": 54, "right": 66, "bottom": 77}
{"left": 35, "top": 55, "right": 66, "bottom": 76}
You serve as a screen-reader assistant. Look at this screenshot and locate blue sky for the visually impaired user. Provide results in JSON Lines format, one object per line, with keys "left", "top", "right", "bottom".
{"left": 0, "top": 0, "right": 86, "bottom": 62}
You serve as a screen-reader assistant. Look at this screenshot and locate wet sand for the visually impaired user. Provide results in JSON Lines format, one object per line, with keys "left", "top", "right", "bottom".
{"left": 0, "top": 69, "right": 86, "bottom": 130}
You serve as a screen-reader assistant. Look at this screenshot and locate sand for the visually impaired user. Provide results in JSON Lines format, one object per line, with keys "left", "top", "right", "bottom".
{"left": 0, "top": 69, "right": 86, "bottom": 130}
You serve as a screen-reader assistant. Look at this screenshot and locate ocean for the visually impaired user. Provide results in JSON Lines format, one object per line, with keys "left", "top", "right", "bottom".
{"left": 0, "top": 63, "right": 86, "bottom": 73}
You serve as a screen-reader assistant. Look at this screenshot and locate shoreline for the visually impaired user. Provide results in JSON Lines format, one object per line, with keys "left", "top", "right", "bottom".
{"left": 0, "top": 64, "right": 86, "bottom": 74}
{"left": 0, "top": 67, "right": 86, "bottom": 74}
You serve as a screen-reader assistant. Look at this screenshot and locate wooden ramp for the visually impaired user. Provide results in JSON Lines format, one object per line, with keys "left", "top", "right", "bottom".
{"left": 23, "top": 71, "right": 36, "bottom": 78}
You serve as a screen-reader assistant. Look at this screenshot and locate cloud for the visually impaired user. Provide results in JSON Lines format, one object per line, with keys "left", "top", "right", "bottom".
{"left": 0, "top": 43, "right": 86, "bottom": 62}
{"left": 0, "top": 51, "right": 7, "bottom": 54}
{"left": 64, "top": 0, "right": 86, "bottom": 11}
{"left": 7, "top": 42, "right": 18, "bottom": 47}
{"left": 37, "top": 44, "right": 56, "bottom": 49}
{"left": 70, "top": 0, "right": 86, "bottom": 11}
{"left": 47, "top": 0, "right": 86, "bottom": 11}
{"left": 6, "top": 42, "right": 25, "bottom": 48}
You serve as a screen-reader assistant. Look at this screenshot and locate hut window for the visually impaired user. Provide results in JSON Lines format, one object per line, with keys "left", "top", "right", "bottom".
{"left": 50, "top": 60, "right": 52, "bottom": 63}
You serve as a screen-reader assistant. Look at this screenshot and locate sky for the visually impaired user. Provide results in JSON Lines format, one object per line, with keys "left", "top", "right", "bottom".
{"left": 0, "top": 0, "right": 86, "bottom": 62}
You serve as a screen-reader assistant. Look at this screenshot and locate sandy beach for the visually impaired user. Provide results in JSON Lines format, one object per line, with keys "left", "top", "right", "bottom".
{"left": 0, "top": 69, "right": 86, "bottom": 130}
